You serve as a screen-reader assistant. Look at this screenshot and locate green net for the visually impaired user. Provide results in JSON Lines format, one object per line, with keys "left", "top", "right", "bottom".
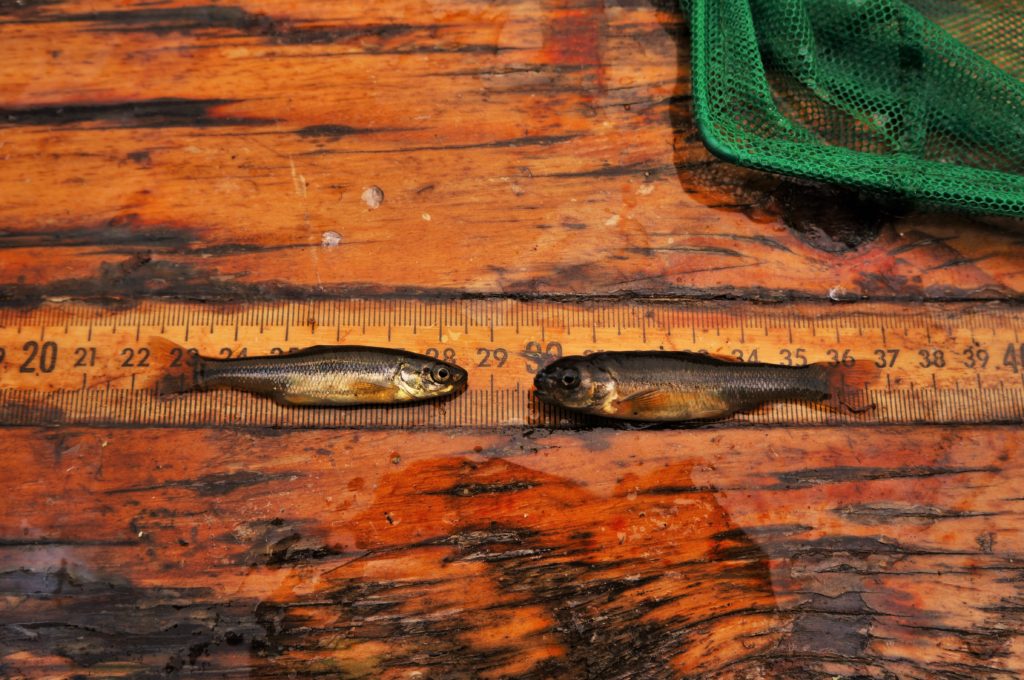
{"left": 685, "top": 0, "right": 1024, "bottom": 216}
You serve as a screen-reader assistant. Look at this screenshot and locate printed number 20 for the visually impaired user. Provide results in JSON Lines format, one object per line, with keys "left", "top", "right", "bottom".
{"left": 20, "top": 341, "right": 57, "bottom": 374}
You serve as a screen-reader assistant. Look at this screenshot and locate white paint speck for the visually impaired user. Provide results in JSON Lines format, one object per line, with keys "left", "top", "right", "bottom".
{"left": 321, "top": 231, "right": 342, "bottom": 247}
{"left": 421, "top": 213, "right": 431, "bottom": 221}
{"left": 289, "top": 157, "right": 307, "bottom": 198}
{"left": 605, "top": 214, "right": 621, "bottom": 227}
{"left": 636, "top": 183, "right": 655, "bottom": 196}
{"left": 361, "top": 185, "right": 384, "bottom": 209}
{"left": 828, "top": 285, "right": 846, "bottom": 301}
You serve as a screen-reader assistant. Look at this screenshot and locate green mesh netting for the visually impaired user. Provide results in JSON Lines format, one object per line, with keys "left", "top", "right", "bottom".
{"left": 685, "top": 0, "right": 1024, "bottom": 216}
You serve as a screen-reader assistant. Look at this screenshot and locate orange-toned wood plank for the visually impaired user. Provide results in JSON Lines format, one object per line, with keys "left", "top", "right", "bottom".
{"left": 2, "top": 426, "right": 1021, "bottom": 677}
{"left": 0, "top": 0, "right": 1020, "bottom": 303}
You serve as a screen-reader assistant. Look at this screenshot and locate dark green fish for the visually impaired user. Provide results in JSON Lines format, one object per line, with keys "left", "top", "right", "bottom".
{"left": 533, "top": 351, "right": 875, "bottom": 421}
{"left": 155, "top": 340, "right": 466, "bottom": 406}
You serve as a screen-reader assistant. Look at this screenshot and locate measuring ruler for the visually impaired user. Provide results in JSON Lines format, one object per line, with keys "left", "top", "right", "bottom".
{"left": 0, "top": 299, "right": 1021, "bottom": 428}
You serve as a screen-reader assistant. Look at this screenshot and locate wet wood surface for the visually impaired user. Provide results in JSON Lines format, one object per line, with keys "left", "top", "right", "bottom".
{"left": 1, "top": 0, "right": 1023, "bottom": 677}
{"left": 4, "top": 426, "right": 1024, "bottom": 678}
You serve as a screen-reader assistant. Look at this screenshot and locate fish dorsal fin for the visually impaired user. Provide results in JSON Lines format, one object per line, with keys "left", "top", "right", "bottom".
{"left": 262, "top": 345, "right": 420, "bottom": 360}
{"left": 673, "top": 351, "right": 742, "bottom": 365}
{"left": 612, "top": 388, "right": 674, "bottom": 416}
{"left": 598, "top": 350, "right": 741, "bottom": 365}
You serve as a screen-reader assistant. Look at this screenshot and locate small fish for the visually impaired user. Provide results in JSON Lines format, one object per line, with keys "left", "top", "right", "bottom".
{"left": 533, "top": 351, "right": 876, "bottom": 421}
{"left": 152, "top": 339, "right": 467, "bottom": 406}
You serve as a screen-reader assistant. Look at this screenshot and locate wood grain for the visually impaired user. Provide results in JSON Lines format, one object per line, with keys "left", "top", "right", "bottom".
{"left": 2, "top": 426, "right": 1022, "bottom": 678}
{"left": 0, "top": 0, "right": 1022, "bottom": 304}
{"left": 2, "top": 0, "right": 1024, "bottom": 677}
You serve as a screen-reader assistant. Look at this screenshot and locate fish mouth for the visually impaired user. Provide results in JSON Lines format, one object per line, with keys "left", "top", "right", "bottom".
{"left": 532, "top": 374, "right": 558, "bottom": 406}
{"left": 533, "top": 371, "right": 556, "bottom": 394}
{"left": 442, "top": 368, "right": 469, "bottom": 396}
{"left": 445, "top": 367, "right": 469, "bottom": 393}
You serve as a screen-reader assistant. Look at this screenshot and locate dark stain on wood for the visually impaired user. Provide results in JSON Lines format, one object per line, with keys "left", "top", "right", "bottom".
{"left": 51, "top": 5, "right": 276, "bottom": 36}
{"left": 302, "top": 133, "right": 581, "bottom": 156}
{"left": 294, "top": 124, "right": 375, "bottom": 139}
{"left": 106, "top": 469, "right": 298, "bottom": 497}
{"left": 0, "top": 564, "right": 265, "bottom": 674}
{"left": 772, "top": 464, "right": 1001, "bottom": 489}
{"left": 0, "top": 98, "right": 270, "bottom": 129}
{"left": 0, "top": 0, "right": 61, "bottom": 15}
{"left": 428, "top": 480, "right": 540, "bottom": 497}
{"left": 0, "top": 219, "right": 195, "bottom": 251}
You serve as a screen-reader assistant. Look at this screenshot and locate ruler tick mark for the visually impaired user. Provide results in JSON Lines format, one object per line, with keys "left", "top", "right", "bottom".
{"left": 3, "top": 300, "right": 1024, "bottom": 429}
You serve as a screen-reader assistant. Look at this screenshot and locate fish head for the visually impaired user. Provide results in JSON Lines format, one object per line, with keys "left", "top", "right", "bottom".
{"left": 397, "top": 357, "right": 468, "bottom": 399}
{"left": 533, "top": 356, "right": 613, "bottom": 411}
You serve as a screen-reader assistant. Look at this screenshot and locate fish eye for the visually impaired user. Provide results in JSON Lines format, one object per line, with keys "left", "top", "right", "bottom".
{"left": 432, "top": 366, "right": 452, "bottom": 383}
{"left": 560, "top": 369, "right": 580, "bottom": 388}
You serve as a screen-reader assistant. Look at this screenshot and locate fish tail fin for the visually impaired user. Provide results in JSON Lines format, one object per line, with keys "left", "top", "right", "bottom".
{"left": 818, "top": 360, "right": 880, "bottom": 414}
{"left": 148, "top": 337, "right": 203, "bottom": 395}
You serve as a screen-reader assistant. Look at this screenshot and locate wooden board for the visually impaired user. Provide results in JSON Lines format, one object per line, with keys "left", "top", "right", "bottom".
{"left": 1, "top": 0, "right": 1023, "bottom": 677}
{"left": 3, "top": 426, "right": 1024, "bottom": 678}
{"left": 0, "top": 0, "right": 1022, "bottom": 304}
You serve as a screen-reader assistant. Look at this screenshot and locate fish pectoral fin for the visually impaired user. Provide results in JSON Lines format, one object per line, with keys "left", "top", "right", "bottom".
{"left": 347, "top": 381, "right": 402, "bottom": 401}
{"left": 274, "top": 393, "right": 324, "bottom": 406}
{"left": 611, "top": 389, "right": 674, "bottom": 416}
